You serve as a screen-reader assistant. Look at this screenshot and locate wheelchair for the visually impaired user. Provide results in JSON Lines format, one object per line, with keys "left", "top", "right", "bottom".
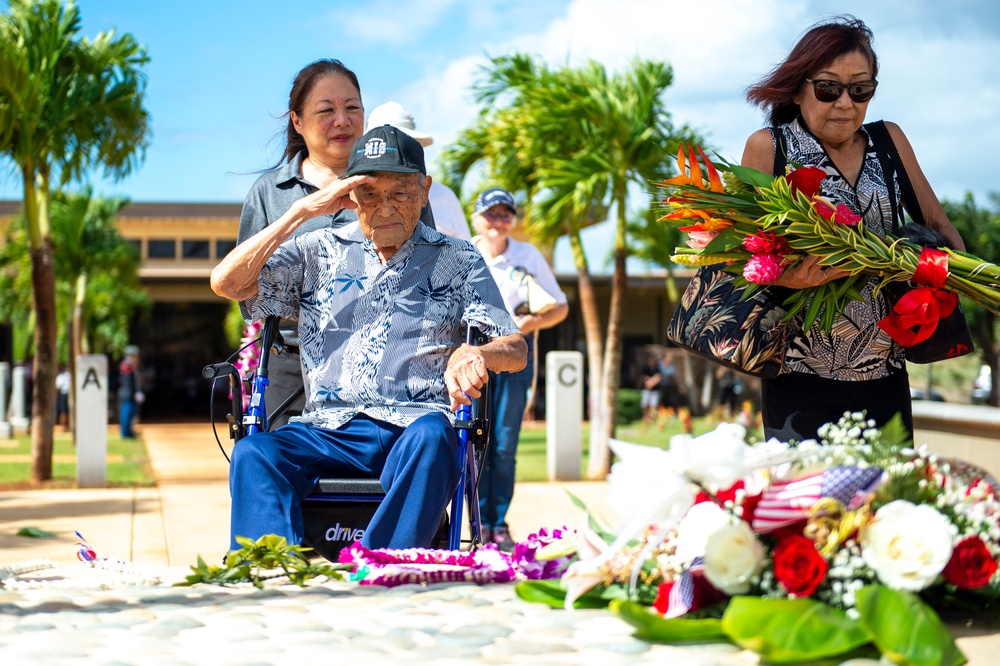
{"left": 204, "top": 316, "right": 492, "bottom": 562}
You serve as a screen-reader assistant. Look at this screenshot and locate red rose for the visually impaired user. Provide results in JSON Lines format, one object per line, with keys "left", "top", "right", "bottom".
{"left": 785, "top": 166, "right": 826, "bottom": 198}
{"left": 943, "top": 536, "right": 998, "bottom": 589}
{"left": 772, "top": 535, "right": 828, "bottom": 598}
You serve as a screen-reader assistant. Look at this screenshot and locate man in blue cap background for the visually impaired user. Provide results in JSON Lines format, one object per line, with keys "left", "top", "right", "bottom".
{"left": 211, "top": 125, "right": 527, "bottom": 552}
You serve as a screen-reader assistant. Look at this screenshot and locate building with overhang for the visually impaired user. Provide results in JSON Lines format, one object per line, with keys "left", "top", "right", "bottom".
{"left": 0, "top": 200, "right": 683, "bottom": 419}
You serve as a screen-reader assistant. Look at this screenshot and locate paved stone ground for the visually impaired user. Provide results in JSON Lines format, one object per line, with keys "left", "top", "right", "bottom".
{"left": 2, "top": 423, "right": 999, "bottom": 664}
{"left": 0, "top": 564, "right": 751, "bottom": 666}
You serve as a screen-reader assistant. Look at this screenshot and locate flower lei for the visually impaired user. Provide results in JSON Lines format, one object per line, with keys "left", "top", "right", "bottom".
{"left": 338, "top": 527, "right": 575, "bottom": 587}
{"left": 233, "top": 320, "right": 263, "bottom": 408}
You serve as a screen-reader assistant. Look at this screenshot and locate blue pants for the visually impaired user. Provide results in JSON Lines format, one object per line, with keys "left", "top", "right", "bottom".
{"left": 119, "top": 399, "right": 137, "bottom": 438}
{"left": 479, "top": 340, "right": 534, "bottom": 529}
{"left": 229, "top": 414, "right": 461, "bottom": 551}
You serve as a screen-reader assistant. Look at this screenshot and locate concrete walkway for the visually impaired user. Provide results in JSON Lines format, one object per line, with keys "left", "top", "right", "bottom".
{"left": 0, "top": 422, "right": 611, "bottom": 569}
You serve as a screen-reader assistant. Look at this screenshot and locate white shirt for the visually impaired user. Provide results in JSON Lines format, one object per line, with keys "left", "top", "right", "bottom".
{"left": 472, "top": 236, "right": 567, "bottom": 316}
{"left": 428, "top": 182, "right": 472, "bottom": 241}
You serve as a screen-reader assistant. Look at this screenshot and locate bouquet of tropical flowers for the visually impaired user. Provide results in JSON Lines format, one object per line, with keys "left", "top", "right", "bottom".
{"left": 515, "top": 414, "right": 1000, "bottom": 665}
{"left": 658, "top": 146, "right": 1000, "bottom": 334}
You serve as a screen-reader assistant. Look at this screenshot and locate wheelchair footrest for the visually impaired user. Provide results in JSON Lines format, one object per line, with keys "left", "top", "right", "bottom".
{"left": 312, "top": 478, "right": 385, "bottom": 495}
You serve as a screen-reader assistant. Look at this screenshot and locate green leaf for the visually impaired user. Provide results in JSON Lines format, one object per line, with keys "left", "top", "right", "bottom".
{"left": 854, "top": 585, "right": 967, "bottom": 666}
{"left": 702, "top": 227, "right": 744, "bottom": 254}
{"left": 16, "top": 526, "right": 56, "bottom": 538}
{"left": 611, "top": 600, "right": 729, "bottom": 643}
{"left": 727, "top": 164, "right": 776, "bottom": 189}
{"left": 721, "top": 596, "right": 872, "bottom": 664}
{"left": 514, "top": 579, "right": 626, "bottom": 609}
{"left": 565, "top": 490, "right": 615, "bottom": 543}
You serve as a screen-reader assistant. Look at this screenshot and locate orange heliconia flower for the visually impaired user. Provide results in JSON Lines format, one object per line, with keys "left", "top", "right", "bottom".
{"left": 661, "top": 144, "right": 725, "bottom": 193}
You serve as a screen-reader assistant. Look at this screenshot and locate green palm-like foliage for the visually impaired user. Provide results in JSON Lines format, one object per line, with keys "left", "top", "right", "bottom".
{"left": 0, "top": 189, "right": 150, "bottom": 435}
{"left": 439, "top": 53, "right": 706, "bottom": 476}
{"left": 0, "top": 0, "right": 150, "bottom": 481}
{"left": 942, "top": 192, "right": 1000, "bottom": 406}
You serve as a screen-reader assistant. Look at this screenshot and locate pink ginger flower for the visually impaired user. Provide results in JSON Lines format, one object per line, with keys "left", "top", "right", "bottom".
{"left": 743, "top": 253, "right": 784, "bottom": 284}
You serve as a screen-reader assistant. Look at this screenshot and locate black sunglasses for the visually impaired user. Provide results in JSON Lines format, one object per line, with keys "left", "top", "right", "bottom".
{"left": 806, "top": 79, "right": 878, "bottom": 103}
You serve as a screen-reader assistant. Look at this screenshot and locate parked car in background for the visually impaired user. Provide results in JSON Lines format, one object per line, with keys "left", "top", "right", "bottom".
{"left": 971, "top": 365, "right": 992, "bottom": 404}
{"left": 910, "top": 386, "right": 945, "bottom": 402}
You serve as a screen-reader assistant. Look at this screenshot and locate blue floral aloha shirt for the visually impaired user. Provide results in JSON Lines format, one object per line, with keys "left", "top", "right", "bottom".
{"left": 243, "top": 221, "right": 520, "bottom": 430}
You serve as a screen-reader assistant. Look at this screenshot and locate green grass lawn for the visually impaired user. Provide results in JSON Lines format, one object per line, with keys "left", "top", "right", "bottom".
{"left": 0, "top": 430, "right": 154, "bottom": 489}
{"left": 515, "top": 413, "right": 763, "bottom": 482}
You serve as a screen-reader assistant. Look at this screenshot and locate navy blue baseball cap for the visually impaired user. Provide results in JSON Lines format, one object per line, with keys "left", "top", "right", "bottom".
{"left": 474, "top": 188, "right": 517, "bottom": 216}
{"left": 342, "top": 124, "right": 426, "bottom": 178}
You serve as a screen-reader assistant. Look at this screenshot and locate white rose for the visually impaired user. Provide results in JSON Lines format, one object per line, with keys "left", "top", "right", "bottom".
{"left": 860, "top": 500, "right": 957, "bottom": 591}
{"left": 703, "top": 520, "right": 767, "bottom": 594}
{"left": 674, "top": 502, "right": 733, "bottom": 565}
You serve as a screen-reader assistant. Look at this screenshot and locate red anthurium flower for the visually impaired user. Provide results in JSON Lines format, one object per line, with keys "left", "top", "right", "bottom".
{"left": 772, "top": 535, "right": 828, "bottom": 597}
{"left": 832, "top": 204, "right": 861, "bottom": 226}
{"left": 812, "top": 198, "right": 861, "bottom": 226}
{"left": 943, "top": 535, "right": 998, "bottom": 588}
{"left": 742, "top": 231, "right": 789, "bottom": 255}
{"left": 786, "top": 166, "right": 826, "bottom": 198}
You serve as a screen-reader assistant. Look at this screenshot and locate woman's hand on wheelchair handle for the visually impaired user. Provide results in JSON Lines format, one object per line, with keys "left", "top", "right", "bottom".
{"left": 445, "top": 344, "right": 489, "bottom": 411}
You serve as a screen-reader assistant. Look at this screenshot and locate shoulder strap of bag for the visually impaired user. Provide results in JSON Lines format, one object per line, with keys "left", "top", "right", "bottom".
{"left": 769, "top": 127, "right": 788, "bottom": 176}
{"left": 864, "top": 120, "right": 925, "bottom": 230}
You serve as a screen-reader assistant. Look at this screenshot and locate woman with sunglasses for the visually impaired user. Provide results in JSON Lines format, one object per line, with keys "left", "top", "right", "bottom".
{"left": 740, "top": 16, "right": 964, "bottom": 442}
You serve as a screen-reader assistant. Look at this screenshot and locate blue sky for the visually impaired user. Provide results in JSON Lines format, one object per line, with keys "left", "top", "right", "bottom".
{"left": 2, "top": 0, "right": 999, "bottom": 272}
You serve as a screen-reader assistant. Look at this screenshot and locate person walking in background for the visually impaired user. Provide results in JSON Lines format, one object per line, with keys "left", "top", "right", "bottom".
{"left": 639, "top": 356, "right": 662, "bottom": 425}
{"left": 118, "top": 345, "right": 144, "bottom": 439}
{"left": 55, "top": 365, "right": 71, "bottom": 429}
{"left": 366, "top": 101, "right": 473, "bottom": 241}
{"left": 740, "top": 16, "right": 964, "bottom": 441}
{"left": 470, "top": 187, "right": 569, "bottom": 551}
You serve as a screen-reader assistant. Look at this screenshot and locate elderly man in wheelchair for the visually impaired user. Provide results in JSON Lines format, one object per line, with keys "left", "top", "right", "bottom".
{"left": 210, "top": 125, "right": 527, "bottom": 554}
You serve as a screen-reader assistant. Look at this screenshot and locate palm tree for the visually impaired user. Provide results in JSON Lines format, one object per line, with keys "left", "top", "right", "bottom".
{"left": 440, "top": 54, "right": 704, "bottom": 477}
{"left": 0, "top": 188, "right": 150, "bottom": 437}
{"left": 942, "top": 193, "right": 1000, "bottom": 406}
{"left": 0, "top": 0, "right": 150, "bottom": 481}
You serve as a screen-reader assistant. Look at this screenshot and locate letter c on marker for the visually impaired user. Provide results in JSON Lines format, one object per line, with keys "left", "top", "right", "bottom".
{"left": 558, "top": 363, "right": 577, "bottom": 387}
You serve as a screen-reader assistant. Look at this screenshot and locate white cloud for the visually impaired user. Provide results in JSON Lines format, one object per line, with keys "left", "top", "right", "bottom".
{"left": 335, "top": 0, "right": 463, "bottom": 47}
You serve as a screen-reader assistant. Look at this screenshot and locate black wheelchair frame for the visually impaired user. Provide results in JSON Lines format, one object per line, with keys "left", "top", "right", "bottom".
{"left": 204, "top": 316, "right": 492, "bottom": 560}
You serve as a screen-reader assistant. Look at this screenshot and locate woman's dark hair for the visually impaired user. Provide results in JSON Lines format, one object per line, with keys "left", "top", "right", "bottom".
{"left": 745, "top": 16, "right": 878, "bottom": 126}
{"left": 275, "top": 59, "right": 361, "bottom": 167}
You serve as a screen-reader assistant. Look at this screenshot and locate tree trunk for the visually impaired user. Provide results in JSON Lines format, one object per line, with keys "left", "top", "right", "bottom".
{"left": 567, "top": 231, "right": 606, "bottom": 479}
{"left": 593, "top": 186, "right": 629, "bottom": 478}
{"left": 71, "top": 273, "right": 87, "bottom": 441}
{"left": 25, "top": 171, "right": 57, "bottom": 483}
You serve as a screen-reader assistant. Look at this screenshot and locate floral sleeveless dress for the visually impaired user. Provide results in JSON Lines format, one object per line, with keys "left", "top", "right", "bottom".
{"left": 774, "top": 118, "right": 906, "bottom": 381}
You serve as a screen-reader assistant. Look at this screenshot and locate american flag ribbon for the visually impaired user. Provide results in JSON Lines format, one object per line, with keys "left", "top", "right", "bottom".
{"left": 751, "top": 466, "right": 884, "bottom": 533}
{"left": 665, "top": 556, "right": 705, "bottom": 618}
